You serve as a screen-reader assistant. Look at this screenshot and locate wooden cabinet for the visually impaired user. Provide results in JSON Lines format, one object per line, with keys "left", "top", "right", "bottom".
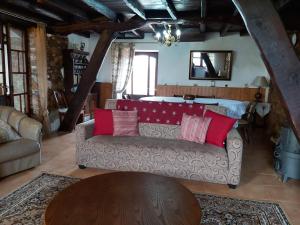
{"left": 63, "top": 49, "right": 89, "bottom": 99}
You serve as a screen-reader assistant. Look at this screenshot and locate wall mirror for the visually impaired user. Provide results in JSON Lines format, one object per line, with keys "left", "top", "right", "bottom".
{"left": 189, "top": 50, "right": 233, "bottom": 80}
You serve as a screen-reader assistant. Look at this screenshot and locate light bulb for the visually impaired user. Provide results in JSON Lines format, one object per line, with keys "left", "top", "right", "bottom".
{"left": 176, "top": 29, "right": 181, "bottom": 37}
{"left": 155, "top": 32, "right": 161, "bottom": 40}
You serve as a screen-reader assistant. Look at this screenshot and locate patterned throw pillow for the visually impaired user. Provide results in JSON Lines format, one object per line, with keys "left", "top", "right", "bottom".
{"left": 0, "top": 119, "right": 21, "bottom": 144}
{"left": 180, "top": 114, "right": 212, "bottom": 144}
{"left": 112, "top": 110, "right": 139, "bottom": 136}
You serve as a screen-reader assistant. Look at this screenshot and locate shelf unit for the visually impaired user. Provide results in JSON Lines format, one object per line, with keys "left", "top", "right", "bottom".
{"left": 63, "top": 49, "right": 89, "bottom": 98}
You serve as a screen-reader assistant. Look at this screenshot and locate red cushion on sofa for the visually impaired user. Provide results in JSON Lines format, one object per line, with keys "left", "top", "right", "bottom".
{"left": 93, "top": 109, "right": 114, "bottom": 135}
{"left": 204, "top": 110, "right": 237, "bottom": 147}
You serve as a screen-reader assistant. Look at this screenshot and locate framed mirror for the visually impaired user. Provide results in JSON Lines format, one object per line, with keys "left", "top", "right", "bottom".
{"left": 189, "top": 50, "right": 233, "bottom": 80}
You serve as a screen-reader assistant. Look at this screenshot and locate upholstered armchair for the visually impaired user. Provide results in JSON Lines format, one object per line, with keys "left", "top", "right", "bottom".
{"left": 0, "top": 106, "right": 43, "bottom": 178}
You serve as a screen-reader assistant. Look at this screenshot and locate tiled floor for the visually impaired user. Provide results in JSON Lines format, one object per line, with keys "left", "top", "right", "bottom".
{"left": 0, "top": 129, "right": 300, "bottom": 224}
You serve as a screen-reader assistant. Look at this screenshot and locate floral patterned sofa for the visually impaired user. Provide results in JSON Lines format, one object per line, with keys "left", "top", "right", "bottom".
{"left": 75, "top": 99, "right": 243, "bottom": 188}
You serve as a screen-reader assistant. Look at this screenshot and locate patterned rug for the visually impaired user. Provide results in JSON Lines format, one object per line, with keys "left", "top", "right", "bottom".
{"left": 0, "top": 173, "right": 290, "bottom": 225}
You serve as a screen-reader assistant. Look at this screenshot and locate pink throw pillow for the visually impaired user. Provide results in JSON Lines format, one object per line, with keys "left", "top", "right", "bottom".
{"left": 180, "top": 114, "right": 212, "bottom": 144}
{"left": 112, "top": 110, "right": 139, "bottom": 136}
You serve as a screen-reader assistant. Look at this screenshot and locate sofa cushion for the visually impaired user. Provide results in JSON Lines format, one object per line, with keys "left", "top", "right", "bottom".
{"left": 112, "top": 110, "right": 139, "bottom": 136}
{"left": 86, "top": 135, "right": 228, "bottom": 171}
{"left": 180, "top": 114, "right": 211, "bottom": 144}
{"left": 0, "top": 119, "right": 20, "bottom": 144}
{"left": 7, "top": 110, "right": 27, "bottom": 132}
{"left": 0, "top": 139, "right": 40, "bottom": 163}
{"left": 0, "top": 106, "right": 14, "bottom": 123}
{"left": 93, "top": 109, "right": 114, "bottom": 136}
{"left": 205, "top": 110, "right": 237, "bottom": 147}
{"left": 139, "top": 123, "right": 180, "bottom": 139}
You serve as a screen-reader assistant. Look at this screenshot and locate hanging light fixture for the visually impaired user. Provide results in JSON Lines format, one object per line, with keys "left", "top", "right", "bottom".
{"left": 155, "top": 24, "right": 181, "bottom": 47}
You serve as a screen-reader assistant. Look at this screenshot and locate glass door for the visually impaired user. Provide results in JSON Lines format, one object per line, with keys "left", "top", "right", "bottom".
{"left": 0, "top": 23, "right": 30, "bottom": 113}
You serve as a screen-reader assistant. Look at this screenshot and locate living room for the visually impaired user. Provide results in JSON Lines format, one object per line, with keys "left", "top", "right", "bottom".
{"left": 0, "top": 0, "right": 300, "bottom": 224}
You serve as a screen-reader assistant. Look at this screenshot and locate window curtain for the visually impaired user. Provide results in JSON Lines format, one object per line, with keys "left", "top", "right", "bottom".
{"left": 35, "top": 23, "right": 50, "bottom": 133}
{"left": 111, "top": 43, "right": 135, "bottom": 99}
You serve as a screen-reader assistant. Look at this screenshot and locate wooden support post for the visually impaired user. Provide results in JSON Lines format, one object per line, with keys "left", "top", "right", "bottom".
{"left": 232, "top": 0, "right": 300, "bottom": 140}
{"left": 59, "top": 30, "right": 115, "bottom": 131}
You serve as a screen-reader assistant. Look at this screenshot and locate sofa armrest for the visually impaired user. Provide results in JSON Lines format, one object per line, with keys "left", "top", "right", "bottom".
{"left": 75, "top": 119, "right": 95, "bottom": 143}
{"left": 18, "top": 117, "right": 43, "bottom": 143}
{"left": 226, "top": 129, "right": 243, "bottom": 185}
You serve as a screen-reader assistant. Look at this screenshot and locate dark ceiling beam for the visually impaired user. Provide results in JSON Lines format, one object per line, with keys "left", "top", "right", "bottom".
{"left": 123, "top": 0, "right": 146, "bottom": 20}
{"left": 131, "top": 30, "right": 144, "bottom": 38}
{"left": 144, "top": 10, "right": 244, "bottom": 26}
{"left": 51, "top": 15, "right": 146, "bottom": 34}
{"left": 81, "top": 0, "right": 117, "bottom": 21}
{"left": 0, "top": 9, "right": 38, "bottom": 26}
{"left": 200, "top": 0, "right": 206, "bottom": 18}
{"left": 232, "top": 0, "right": 300, "bottom": 141}
{"left": 161, "top": 0, "right": 177, "bottom": 20}
{"left": 220, "top": 9, "right": 239, "bottom": 37}
{"left": 180, "top": 28, "right": 205, "bottom": 42}
{"left": 199, "top": 0, "right": 206, "bottom": 33}
{"left": 274, "top": 0, "right": 292, "bottom": 10}
{"left": 37, "top": 0, "right": 89, "bottom": 21}
{"left": 4, "top": 0, "right": 64, "bottom": 21}
{"left": 148, "top": 24, "right": 157, "bottom": 33}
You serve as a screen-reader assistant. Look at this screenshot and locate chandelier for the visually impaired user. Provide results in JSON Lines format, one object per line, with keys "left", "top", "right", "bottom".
{"left": 154, "top": 24, "right": 181, "bottom": 47}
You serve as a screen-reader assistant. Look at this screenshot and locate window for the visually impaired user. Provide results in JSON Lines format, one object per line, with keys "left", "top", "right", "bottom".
{"left": 0, "top": 23, "right": 30, "bottom": 113}
{"left": 126, "top": 52, "right": 158, "bottom": 96}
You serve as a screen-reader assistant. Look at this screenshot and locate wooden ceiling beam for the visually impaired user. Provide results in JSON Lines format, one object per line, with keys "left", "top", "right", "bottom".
{"left": 200, "top": 0, "right": 207, "bottom": 18}
{"left": 161, "top": 0, "right": 178, "bottom": 20}
{"left": 123, "top": 0, "right": 146, "bottom": 20}
{"left": 232, "top": 0, "right": 300, "bottom": 141}
{"left": 148, "top": 24, "right": 157, "bottom": 34}
{"left": 131, "top": 30, "right": 144, "bottom": 38}
{"left": 81, "top": 0, "right": 117, "bottom": 21}
{"left": 274, "top": 0, "right": 292, "bottom": 10}
{"left": 220, "top": 9, "right": 239, "bottom": 37}
{"left": 37, "top": 0, "right": 89, "bottom": 21}
{"left": 51, "top": 15, "right": 146, "bottom": 34}
{"left": 4, "top": 0, "right": 64, "bottom": 21}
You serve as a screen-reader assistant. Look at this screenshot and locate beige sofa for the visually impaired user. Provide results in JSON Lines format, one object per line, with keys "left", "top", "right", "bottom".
{"left": 75, "top": 100, "right": 243, "bottom": 188}
{"left": 0, "top": 106, "right": 43, "bottom": 178}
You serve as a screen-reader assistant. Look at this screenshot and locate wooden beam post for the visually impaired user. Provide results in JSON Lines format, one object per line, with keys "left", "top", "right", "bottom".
{"left": 232, "top": 0, "right": 300, "bottom": 140}
{"left": 59, "top": 30, "right": 115, "bottom": 131}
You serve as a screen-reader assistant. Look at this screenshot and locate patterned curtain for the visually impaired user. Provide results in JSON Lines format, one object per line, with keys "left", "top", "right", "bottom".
{"left": 111, "top": 43, "right": 135, "bottom": 99}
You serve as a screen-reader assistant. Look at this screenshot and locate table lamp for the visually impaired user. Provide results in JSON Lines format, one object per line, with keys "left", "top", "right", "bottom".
{"left": 251, "top": 76, "right": 269, "bottom": 102}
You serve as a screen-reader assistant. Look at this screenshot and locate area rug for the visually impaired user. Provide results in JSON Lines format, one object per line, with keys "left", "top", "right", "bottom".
{"left": 0, "top": 173, "right": 290, "bottom": 225}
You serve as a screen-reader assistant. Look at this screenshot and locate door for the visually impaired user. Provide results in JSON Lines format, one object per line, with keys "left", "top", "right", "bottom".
{"left": 126, "top": 52, "right": 158, "bottom": 96}
{"left": 0, "top": 23, "right": 30, "bottom": 113}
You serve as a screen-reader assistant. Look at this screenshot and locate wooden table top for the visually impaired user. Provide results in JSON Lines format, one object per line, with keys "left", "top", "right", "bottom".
{"left": 44, "top": 172, "right": 201, "bottom": 225}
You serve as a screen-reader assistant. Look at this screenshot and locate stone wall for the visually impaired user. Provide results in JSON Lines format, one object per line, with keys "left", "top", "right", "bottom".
{"left": 47, "top": 35, "right": 68, "bottom": 110}
{"left": 28, "top": 28, "right": 41, "bottom": 121}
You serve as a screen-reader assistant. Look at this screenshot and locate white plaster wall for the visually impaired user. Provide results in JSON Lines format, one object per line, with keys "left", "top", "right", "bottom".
{"left": 67, "top": 34, "right": 90, "bottom": 52}
{"left": 89, "top": 33, "right": 269, "bottom": 87}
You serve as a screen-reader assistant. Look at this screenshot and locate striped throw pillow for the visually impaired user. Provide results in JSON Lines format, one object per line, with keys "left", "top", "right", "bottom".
{"left": 180, "top": 114, "right": 212, "bottom": 144}
{"left": 112, "top": 110, "right": 139, "bottom": 136}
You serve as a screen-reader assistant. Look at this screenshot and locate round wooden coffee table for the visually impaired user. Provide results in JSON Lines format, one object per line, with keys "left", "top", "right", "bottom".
{"left": 44, "top": 172, "right": 201, "bottom": 225}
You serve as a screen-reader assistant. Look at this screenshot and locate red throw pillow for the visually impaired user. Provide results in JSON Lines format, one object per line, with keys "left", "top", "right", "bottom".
{"left": 204, "top": 110, "right": 237, "bottom": 147}
{"left": 112, "top": 110, "right": 139, "bottom": 136}
{"left": 93, "top": 109, "right": 114, "bottom": 136}
{"left": 180, "top": 114, "right": 212, "bottom": 144}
